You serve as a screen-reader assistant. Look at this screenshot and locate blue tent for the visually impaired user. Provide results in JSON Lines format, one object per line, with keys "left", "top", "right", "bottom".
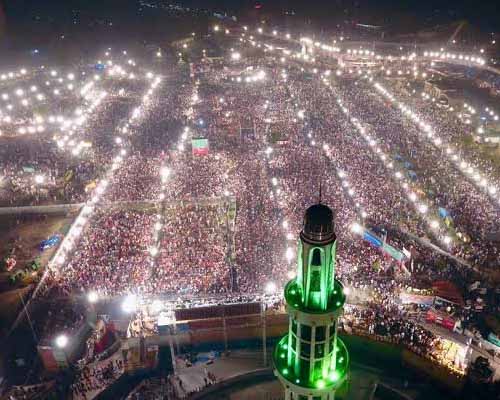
{"left": 438, "top": 207, "right": 449, "bottom": 219}
{"left": 40, "top": 235, "right": 60, "bottom": 251}
{"left": 363, "top": 231, "right": 383, "bottom": 248}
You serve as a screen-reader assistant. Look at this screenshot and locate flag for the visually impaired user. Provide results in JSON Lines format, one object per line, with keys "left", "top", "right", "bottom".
{"left": 192, "top": 138, "right": 209, "bottom": 156}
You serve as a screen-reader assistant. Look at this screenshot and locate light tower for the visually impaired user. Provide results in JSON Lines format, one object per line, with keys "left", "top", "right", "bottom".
{"left": 274, "top": 203, "right": 349, "bottom": 400}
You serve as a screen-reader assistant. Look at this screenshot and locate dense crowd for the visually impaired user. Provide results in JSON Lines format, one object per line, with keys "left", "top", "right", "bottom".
{"left": 155, "top": 202, "right": 229, "bottom": 294}
{"left": 71, "top": 356, "right": 124, "bottom": 400}
{"left": 36, "top": 54, "right": 495, "bottom": 321}
{"left": 0, "top": 63, "right": 147, "bottom": 207}
{"left": 335, "top": 79, "right": 500, "bottom": 267}
{"left": 7, "top": 45, "right": 500, "bottom": 400}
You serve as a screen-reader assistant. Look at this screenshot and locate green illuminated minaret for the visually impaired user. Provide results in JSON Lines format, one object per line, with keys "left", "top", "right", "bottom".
{"left": 274, "top": 203, "right": 349, "bottom": 400}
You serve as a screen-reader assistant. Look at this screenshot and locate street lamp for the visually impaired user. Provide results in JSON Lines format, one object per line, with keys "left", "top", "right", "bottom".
{"left": 150, "top": 246, "right": 158, "bottom": 257}
{"left": 265, "top": 281, "right": 277, "bottom": 295}
{"left": 87, "top": 291, "right": 99, "bottom": 304}
{"left": 350, "top": 222, "right": 363, "bottom": 235}
{"left": 161, "top": 167, "right": 170, "bottom": 180}
{"left": 55, "top": 334, "right": 68, "bottom": 349}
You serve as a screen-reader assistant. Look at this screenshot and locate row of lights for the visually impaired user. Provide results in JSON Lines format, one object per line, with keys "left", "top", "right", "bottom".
{"left": 261, "top": 94, "right": 298, "bottom": 291}
{"left": 0, "top": 67, "right": 29, "bottom": 81}
{"left": 231, "top": 22, "right": 489, "bottom": 69}
{"left": 333, "top": 95, "right": 453, "bottom": 247}
{"left": 373, "top": 81, "right": 499, "bottom": 206}
{"left": 0, "top": 71, "right": 86, "bottom": 129}
{"left": 148, "top": 126, "right": 190, "bottom": 260}
{"left": 410, "top": 90, "right": 500, "bottom": 193}
{"left": 122, "top": 73, "right": 199, "bottom": 315}
{"left": 237, "top": 27, "right": 487, "bottom": 253}
{"left": 324, "top": 144, "right": 369, "bottom": 222}
{"left": 61, "top": 73, "right": 163, "bottom": 326}
{"left": 50, "top": 70, "right": 162, "bottom": 290}
{"left": 423, "top": 51, "right": 485, "bottom": 66}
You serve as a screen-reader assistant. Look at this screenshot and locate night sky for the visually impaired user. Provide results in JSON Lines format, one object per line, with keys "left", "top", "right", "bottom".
{"left": 1, "top": 0, "right": 498, "bottom": 29}
{"left": 0, "top": 0, "right": 497, "bottom": 55}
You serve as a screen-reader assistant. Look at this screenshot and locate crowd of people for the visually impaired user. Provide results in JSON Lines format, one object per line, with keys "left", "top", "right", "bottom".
{"left": 337, "top": 79, "right": 500, "bottom": 266}
{"left": 156, "top": 202, "right": 230, "bottom": 294}
{"left": 7, "top": 40, "right": 499, "bottom": 399}
{"left": 37, "top": 50, "right": 495, "bottom": 327}
{"left": 0, "top": 62, "right": 148, "bottom": 208}
{"left": 71, "top": 356, "right": 124, "bottom": 400}
{"left": 125, "top": 377, "right": 176, "bottom": 400}
{"left": 59, "top": 209, "right": 156, "bottom": 296}
{"left": 343, "top": 304, "right": 466, "bottom": 376}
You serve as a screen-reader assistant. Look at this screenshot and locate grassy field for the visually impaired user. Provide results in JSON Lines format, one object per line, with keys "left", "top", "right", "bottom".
{"left": 0, "top": 214, "right": 73, "bottom": 335}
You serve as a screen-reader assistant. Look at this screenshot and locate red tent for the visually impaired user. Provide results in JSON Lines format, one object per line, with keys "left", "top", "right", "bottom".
{"left": 432, "top": 280, "right": 464, "bottom": 306}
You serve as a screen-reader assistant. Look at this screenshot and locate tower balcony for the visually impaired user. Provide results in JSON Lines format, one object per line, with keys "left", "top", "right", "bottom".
{"left": 273, "top": 334, "right": 349, "bottom": 394}
{"left": 284, "top": 278, "right": 346, "bottom": 323}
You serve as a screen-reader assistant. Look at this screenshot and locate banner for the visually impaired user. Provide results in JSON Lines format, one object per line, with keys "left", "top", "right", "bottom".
{"left": 37, "top": 346, "right": 60, "bottom": 372}
{"left": 487, "top": 333, "right": 500, "bottom": 348}
{"left": 361, "top": 228, "right": 405, "bottom": 262}
{"left": 426, "top": 309, "right": 456, "bottom": 331}
{"left": 192, "top": 138, "right": 209, "bottom": 156}
{"left": 382, "top": 242, "right": 406, "bottom": 262}
{"left": 363, "top": 231, "right": 382, "bottom": 248}
{"left": 400, "top": 293, "right": 434, "bottom": 306}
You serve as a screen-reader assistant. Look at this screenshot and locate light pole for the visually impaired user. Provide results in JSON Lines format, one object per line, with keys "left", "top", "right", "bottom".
{"left": 262, "top": 281, "right": 277, "bottom": 366}
{"left": 54, "top": 334, "right": 69, "bottom": 369}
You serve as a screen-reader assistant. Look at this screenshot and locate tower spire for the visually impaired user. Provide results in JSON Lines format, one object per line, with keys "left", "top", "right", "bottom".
{"left": 273, "top": 204, "right": 349, "bottom": 399}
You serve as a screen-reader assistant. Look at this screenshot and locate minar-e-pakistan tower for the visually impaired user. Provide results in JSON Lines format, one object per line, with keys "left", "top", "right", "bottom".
{"left": 274, "top": 203, "right": 349, "bottom": 400}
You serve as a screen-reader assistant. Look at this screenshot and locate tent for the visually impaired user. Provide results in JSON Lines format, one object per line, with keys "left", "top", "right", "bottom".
{"left": 39, "top": 235, "right": 60, "bottom": 251}
{"left": 432, "top": 280, "right": 464, "bottom": 305}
